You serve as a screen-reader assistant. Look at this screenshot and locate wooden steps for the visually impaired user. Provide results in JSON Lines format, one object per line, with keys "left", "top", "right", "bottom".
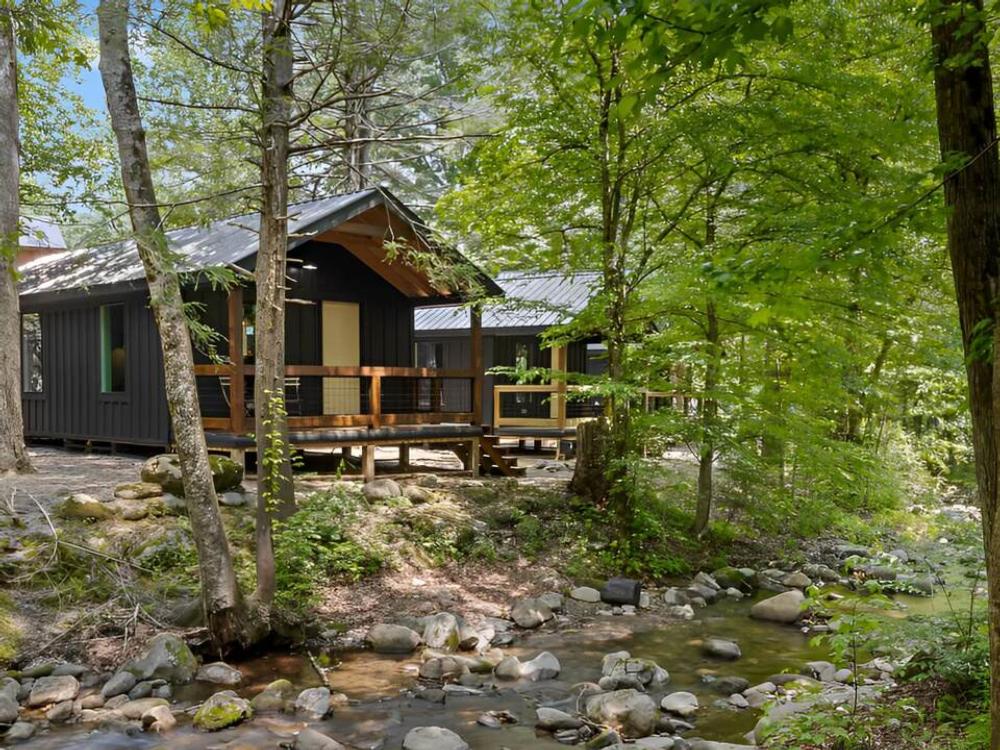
{"left": 479, "top": 435, "right": 526, "bottom": 477}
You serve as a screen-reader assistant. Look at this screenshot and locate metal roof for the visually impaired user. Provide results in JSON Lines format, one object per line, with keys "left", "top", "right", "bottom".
{"left": 414, "top": 270, "right": 600, "bottom": 332}
{"left": 20, "top": 218, "right": 65, "bottom": 249}
{"left": 18, "top": 188, "right": 501, "bottom": 299}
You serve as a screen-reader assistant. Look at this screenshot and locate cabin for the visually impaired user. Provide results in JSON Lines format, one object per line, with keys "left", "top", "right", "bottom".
{"left": 415, "top": 270, "right": 607, "bottom": 453}
{"left": 17, "top": 218, "right": 66, "bottom": 267}
{"left": 17, "top": 188, "right": 508, "bottom": 479}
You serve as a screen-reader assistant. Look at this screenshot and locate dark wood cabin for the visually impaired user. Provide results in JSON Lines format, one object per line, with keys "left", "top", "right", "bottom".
{"left": 414, "top": 271, "right": 607, "bottom": 448}
{"left": 17, "top": 188, "right": 505, "bottom": 479}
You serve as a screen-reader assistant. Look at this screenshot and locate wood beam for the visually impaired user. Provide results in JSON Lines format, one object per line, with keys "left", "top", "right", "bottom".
{"left": 227, "top": 286, "right": 245, "bottom": 434}
{"left": 471, "top": 306, "right": 483, "bottom": 426}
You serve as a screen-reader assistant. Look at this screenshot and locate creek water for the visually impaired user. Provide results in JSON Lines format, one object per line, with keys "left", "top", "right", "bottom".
{"left": 21, "top": 583, "right": 970, "bottom": 750}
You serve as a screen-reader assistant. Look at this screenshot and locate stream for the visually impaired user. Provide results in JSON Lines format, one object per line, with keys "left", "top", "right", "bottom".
{"left": 20, "top": 581, "right": 972, "bottom": 750}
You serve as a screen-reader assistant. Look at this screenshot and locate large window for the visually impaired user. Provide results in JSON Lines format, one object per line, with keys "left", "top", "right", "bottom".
{"left": 100, "top": 304, "right": 126, "bottom": 393}
{"left": 21, "top": 313, "right": 42, "bottom": 393}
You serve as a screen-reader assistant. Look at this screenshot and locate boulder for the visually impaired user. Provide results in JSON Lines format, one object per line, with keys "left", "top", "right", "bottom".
{"left": 419, "top": 656, "right": 469, "bottom": 681}
{"left": 27, "top": 675, "right": 79, "bottom": 706}
{"left": 585, "top": 688, "right": 658, "bottom": 738}
{"left": 781, "top": 571, "right": 813, "bottom": 589}
{"left": 114, "top": 482, "right": 162, "bottom": 500}
{"left": 141, "top": 453, "right": 243, "bottom": 496}
{"left": 193, "top": 690, "right": 251, "bottom": 731}
{"left": 802, "top": 661, "right": 837, "bottom": 682}
{"left": 661, "top": 691, "right": 699, "bottom": 717}
{"left": 693, "top": 572, "right": 721, "bottom": 591}
{"left": 361, "top": 478, "right": 402, "bottom": 501}
{"left": 494, "top": 656, "right": 523, "bottom": 681}
{"left": 510, "top": 597, "right": 553, "bottom": 628}
{"left": 125, "top": 633, "right": 197, "bottom": 683}
{"left": 570, "top": 586, "right": 601, "bottom": 603}
{"left": 251, "top": 679, "right": 296, "bottom": 712}
{"left": 0, "top": 693, "right": 18, "bottom": 725}
{"left": 520, "top": 651, "right": 561, "bottom": 682}
{"left": 295, "top": 686, "right": 331, "bottom": 719}
{"left": 601, "top": 652, "right": 669, "bottom": 689}
{"left": 714, "top": 676, "right": 750, "bottom": 695}
{"left": 702, "top": 638, "right": 742, "bottom": 661}
{"left": 294, "top": 728, "right": 348, "bottom": 750}
{"left": 712, "top": 566, "right": 754, "bottom": 590}
{"left": 750, "top": 590, "right": 806, "bottom": 623}
{"left": 402, "top": 485, "right": 435, "bottom": 504}
{"left": 422, "top": 613, "right": 461, "bottom": 650}
{"left": 117, "top": 697, "right": 170, "bottom": 720}
{"left": 539, "top": 592, "right": 564, "bottom": 611}
{"left": 101, "top": 671, "right": 136, "bottom": 699}
{"left": 55, "top": 495, "right": 112, "bottom": 521}
{"left": 668, "top": 604, "right": 695, "bottom": 620}
{"left": 536, "top": 707, "right": 583, "bottom": 731}
{"left": 196, "top": 662, "right": 242, "bottom": 685}
{"left": 402, "top": 726, "right": 469, "bottom": 750}
{"left": 142, "top": 704, "right": 176, "bottom": 733}
{"left": 127, "top": 681, "right": 153, "bottom": 700}
{"left": 367, "top": 623, "right": 422, "bottom": 654}
{"left": 4, "top": 722, "right": 34, "bottom": 742}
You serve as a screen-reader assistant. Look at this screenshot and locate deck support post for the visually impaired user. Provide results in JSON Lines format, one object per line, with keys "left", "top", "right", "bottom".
{"left": 398, "top": 444, "right": 410, "bottom": 470}
{"left": 468, "top": 437, "right": 480, "bottom": 477}
{"left": 471, "top": 306, "right": 483, "bottom": 427}
{"left": 362, "top": 444, "right": 375, "bottom": 482}
{"left": 227, "top": 285, "right": 245, "bottom": 435}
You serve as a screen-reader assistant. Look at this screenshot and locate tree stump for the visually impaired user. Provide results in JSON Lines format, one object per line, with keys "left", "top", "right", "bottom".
{"left": 570, "top": 418, "right": 611, "bottom": 503}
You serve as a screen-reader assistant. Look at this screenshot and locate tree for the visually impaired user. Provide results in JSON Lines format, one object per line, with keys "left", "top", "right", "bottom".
{"left": 97, "top": 0, "right": 259, "bottom": 650}
{"left": 926, "top": 0, "right": 1000, "bottom": 744}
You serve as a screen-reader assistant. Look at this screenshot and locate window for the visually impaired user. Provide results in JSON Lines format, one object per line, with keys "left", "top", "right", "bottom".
{"left": 100, "top": 304, "right": 126, "bottom": 393}
{"left": 242, "top": 303, "right": 256, "bottom": 362}
{"left": 21, "top": 313, "right": 42, "bottom": 393}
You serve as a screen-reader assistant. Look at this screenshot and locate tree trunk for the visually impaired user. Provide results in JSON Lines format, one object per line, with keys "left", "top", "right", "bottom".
{"left": 97, "top": 0, "right": 256, "bottom": 650}
{"left": 929, "top": 2, "right": 1000, "bottom": 746}
{"left": 570, "top": 417, "right": 611, "bottom": 503}
{"left": 254, "top": 0, "right": 297, "bottom": 612}
{"left": 694, "top": 298, "right": 719, "bottom": 535}
{"left": 0, "top": 9, "right": 31, "bottom": 474}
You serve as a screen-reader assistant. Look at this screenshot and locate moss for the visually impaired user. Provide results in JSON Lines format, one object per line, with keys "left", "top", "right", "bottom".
{"left": 193, "top": 693, "right": 251, "bottom": 731}
{"left": 0, "top": 593, "right": 20, "bottom": 666}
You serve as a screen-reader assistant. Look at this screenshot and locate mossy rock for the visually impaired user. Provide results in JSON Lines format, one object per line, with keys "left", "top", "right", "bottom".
{"left": 0, "top": 593, "right": 21, "bottom": 665}
{"left": 141, "top": 454, "right": 244, "bottom": 497}
{"left": 250, "top": 678, "right": 296, "bottom": 712}
{"left": 193, "top": 690, "right": 252, "bottom": 731}
{"left": 124, "top": 633, "right": 197, "bottom": 683}
{"left": 712, "top": 566, "right": 754, "bottom": 590}
{"left": 55, "top": 495, "right": 113, "bottom": 521}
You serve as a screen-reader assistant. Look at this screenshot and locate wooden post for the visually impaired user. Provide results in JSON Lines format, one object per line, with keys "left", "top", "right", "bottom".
{"left": 369, "top": 374, "right": 381, "bottom": 428}
{"left": 362, "top": 444, "right": 375, "bottom": 481}
{"left": 468, "top": 437, "right": 480, "bottom": 476}
{"left": 227, "top": 285, "right": 245, "bottom": 434}
{"left": 398, "top": 444, "right": 410, "bottom": 470}
{"left": 471, "top": 306, "right": 483, "bottom": 426}
{"left": 552, "top": 344, "right": 568, "bottom": 429}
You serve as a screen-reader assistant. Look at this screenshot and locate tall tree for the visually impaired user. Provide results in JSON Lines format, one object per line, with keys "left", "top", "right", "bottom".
{"left": 97, "top": 0, "right": 258, "bottom": 649}
{"left": 926, "top": 0, "right": 1000, "bottom": 744}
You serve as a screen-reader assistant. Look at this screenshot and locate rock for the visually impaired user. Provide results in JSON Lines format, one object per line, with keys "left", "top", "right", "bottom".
{"left": 196, "top": 662, "right": 242, "bottom": 685}
{"left": 114, "top": 482, "right": 163, "bottom": 500}
{"left": 661, "top": 691, "right": 699, "bottom": 717}
{"left": 0, "top": 693, "right": 18, "bottom": 724}
{"left": 127, "top": 680, "right": 153, "bottom": 700}
{"left": 161, "top": 493, "right": 187, "bottom": 516}
{"left": 635, "top": 739, "right": 676, "bottom": 750}
{"left": 802, "top": 661, "right": 837, "bottom": 682}
{"left": 702, "top": 638, "right": 741, "bottom": 660}
{"left": 803, "top": 563, "right": 841, "bottom": 582}
{"left": 402, "top": 726, "right": 469, "bottom": 750}
{"left": 510, "top": 597, "right": 553, "bottom": 628}
{"left": 520, "top": 651, "right": 561, "bottom": 681}
{"left": 294, "top": 728, "right": 348, "bottom": 750}
{"left": 663, "top": 588, "right": 689, "bottom": 606}
{"left": 694, "top": 572, "right": 721, "bottom": 591}
{"left": 712, "top": 566, "right": 754, "bottom": 590}
{"left": 402, "top": 485, "right": 435, "bottom": 504}
{"left": 834, "top": 668, "right": 854, "bottom": 683}
{"left": 570, "top": 586, "right": 602, "bottom": 603}
{"left": 750, "top": 590, "right": 806, "bottom": 623}
{"left": 80, "top": 693, "right": 105, "bottom": 709}
{"left": 422, "top": 612, "right": 461, "bottom": 650}
{"left": 56, "top": 494, "right": 112, "bottom": 521}
{"left": 601, "top": 577, "right": 642, "bottom": 605}
{"left": 834, "top": 543, "right": 870, "bottom": 558}
{"left": 668, "top": 604, "right": 695, "bottom": 620}
{"left": 295, "top": 687, "right": 331, "bottom": 719}
{"left": 686, "top": 583, "right": 718, "bottom": 604}
{"left": 4, "top": 721, "right": 34, "bottom": 742}
{"left": 539, "top": 592, "right": 564, "bottom": 611}
{"left": 142, "top": 704, "right": 176, "bottom": 733}
{"left": 251, "top": 679, "right": 296, "bottom": 712}
{"left": 116, "top": 501, "right": 150, "bottom": 520}
{"left": 725, "top": 588, "right": 744, "bottom": 600}
{"left": 601, "top": 652, "right": 669, "bottom": 689}
{"left": 117, "top": 697, "right": 170, "bottom": 720}
{"left": 361, "top": 478, "right": 402, "bottom": 501}
{"left": 367, "top": 623, "right": 422, "bottom": 653}
{"left": 419, "top": 656, "right": 469, "bottom": 681}
{"left": 125, "top": 633, "right": 197, "bottom": 683}
{"left": 585, "top": 688, "right": 658, "bottom": 738}
{"left": 477, "top": 713, "right": 501, "bottom": 729}
{"left": 27, "top": 675, "right": 79, "bottom": 706}
{"left": 141, "top": 454, "right": 243, "bottom": 496}
{"left": 714, "top": 676, "right": 750, "bottom": 694}
{"left": 193, "top": 690, "right": 251, "bottom": 731}
{"left": 781, "top": 571, "right": 813, "bottom": 589}
{"left": 729, "top": 693, "right": 749, "bottom": 709}
{"left": 219, "top": 491, "right": 246, "bottom": 507}
{"left": 494, "top": 656, "right": 523, "bottom": 680}
{"left": 687, "top": 742, "right": 758, "bottom": 750}
{"left": 536, "top": 707, "right": 583, "bottom": 731}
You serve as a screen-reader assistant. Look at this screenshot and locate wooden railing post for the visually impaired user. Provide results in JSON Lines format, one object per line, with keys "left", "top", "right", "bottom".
{"left": 227, "top": 285, "right": 245, "bottom": 434}
{"left": 553, "top": 344, "right": 567, "bottom": 429}
{"left": 471, "top": 306, "right": 483, "bottom": 426}
{"left": 369, "top": 374, "right": 381, "bottom": 428}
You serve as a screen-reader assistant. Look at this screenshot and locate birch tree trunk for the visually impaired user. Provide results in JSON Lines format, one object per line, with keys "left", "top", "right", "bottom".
{"left": 97, "top": 0, "right": 257, "bottom": 649}
{"left": 928, "top": 1, "right": 1000, "bottom": 746}
{"left": 0, "top": 8, "right": 31, "bottom": 474}
{"left": 254, "top": 0, "right": 296, "bottom": 612}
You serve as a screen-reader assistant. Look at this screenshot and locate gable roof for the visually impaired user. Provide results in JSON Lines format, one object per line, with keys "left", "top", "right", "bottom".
{"left": 20, "top": 218, "right": 66, "bottom": 249}
{"left": 415, "top": 270, "right": 600, "bottom": 333}
{"left": 18, "top": 188, "right": 501, "bottom": 300}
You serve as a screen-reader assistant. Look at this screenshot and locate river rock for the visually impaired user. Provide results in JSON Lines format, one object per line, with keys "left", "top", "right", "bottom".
{"left": 686, "top": 583, "right": 718, "bottom": 603}
{"left": 367, "top": 623, "right": 422, "bottom": 653}
{"left": 419, "top": 656, "right": 469, "bottom": 681}
{"left": 402, "top": 726, "right": 469, "bottom": 750}
{"left": 585, "top": 688, "right": 657, "bottom": 738}
{"left": 803, "top": 563, "right": 840, "bottom": 582}
{"left": 0, "top": 693, "right": 18, "bottom": 724}
{"left": 295, "top": 728, "right": 348, "bottom": 750}
{"left": 142, "top": 704, "right": 177, "bottom": 733}
{"left": 127, "top": 681, "right": 153, "bottom": 700}
{"left": 688, "top": 742, "right": 758, "bottom": 750}
{"left": 115, "top": 482, "right": 163, "bottom": 500}
{"left": 118, "top": 698, "right": 170, "bottom": 720}
{"left": 635, "top": 739, "right": 676, "bottom": 750}
{"left": 125, "top": 633, "right": 197, "bottom": 683}
{"left": 141, "top": 454, "right": 243, "bottom": 496}
{"left": 56, "top": 494, "right": 112, "bottom": 521}
{"left": 295, "top": 687, "right": 332, "bottom": 719}
{"left": 750, "top": 590, "right": 805, "bottom": 623}
{"left": 101, "top": 671, "right": 136, "bottom": 699}
{"left": 423, "top": 613, "right": 461, "bottom": 650}
{"left": 4, "top": 721, "right": 34, "bottom": 742}
{"left": 520, "top": 651, "right": 561, "bottom": 681}
{"left": 714, "top": 676, "right": 750, "bottom": 694}
{"left": 668, "top": 604, "right": 695, "bottom": 620}
{"left": 361, "top": 478, "right": 401, "bottom": 501}
{"left": 834, "top": 543, "right": 871, "bottom": 558}
{"left": 196, "top": 662, "right": 242, "bottom": 685}
{"left": 712, "top": 566, "right": 754, "bottom": 590}
{"left": 251, "top": 679, "right": 296, "bottom": 712}
{"left": 802, "top": 661, "right": 837, "bottom": 682}
{"left": 702, "top": 638, "right": 741, "bottom": 660}
{"left": 27, "top": 675, "right": 79, "bottom": 706}
{"left": 661, "top": 691, "right": 699, "bottom": 717}
{"left": 694, "top": 571, "right": 721, "bottom": 590}
{"left": 539, "top": 592, "right": 564, "bottom": 611}
{"left": 193, "top": 690, "right": 251, "bottom": 731}
{"left": 570, "top": 586, "right": 601, "bottom": 603}
{"left": 602, "top": 651, "right": 669, "bottom": 689}
{"left": 663, "top": 588, "right": 689, "bottom": 605}
{"left": 510, "top": 597, "right": 553, "bottom": 628}
{"left": 402, "top": 484, "right": 435, "bottom": 504}
{"left": 494, "top": 656, "right": 523, "bottom": 680}
{"left": 44, "top": 699, "right": 72, "bottom": 722}
{"left": 729, "top": 693, "right": 750, "bottom": 709}
{"left": 536, "top": 707, "right": 583, "bottom": 731}
{"left": 781, "top": 571, "right": 813, "bottom": 589}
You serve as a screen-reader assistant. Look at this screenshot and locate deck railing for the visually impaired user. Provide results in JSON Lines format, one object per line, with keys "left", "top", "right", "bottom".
{"left": 193, "top": 364, "right": 477, "bottom": 433}
{"left": 493, "top": 385, "right": 682, "bottom": 430}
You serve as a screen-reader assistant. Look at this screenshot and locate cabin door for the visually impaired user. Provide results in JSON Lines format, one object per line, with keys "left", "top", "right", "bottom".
{"left": 321, "top": 301, "right": 361, "bottom": 415}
